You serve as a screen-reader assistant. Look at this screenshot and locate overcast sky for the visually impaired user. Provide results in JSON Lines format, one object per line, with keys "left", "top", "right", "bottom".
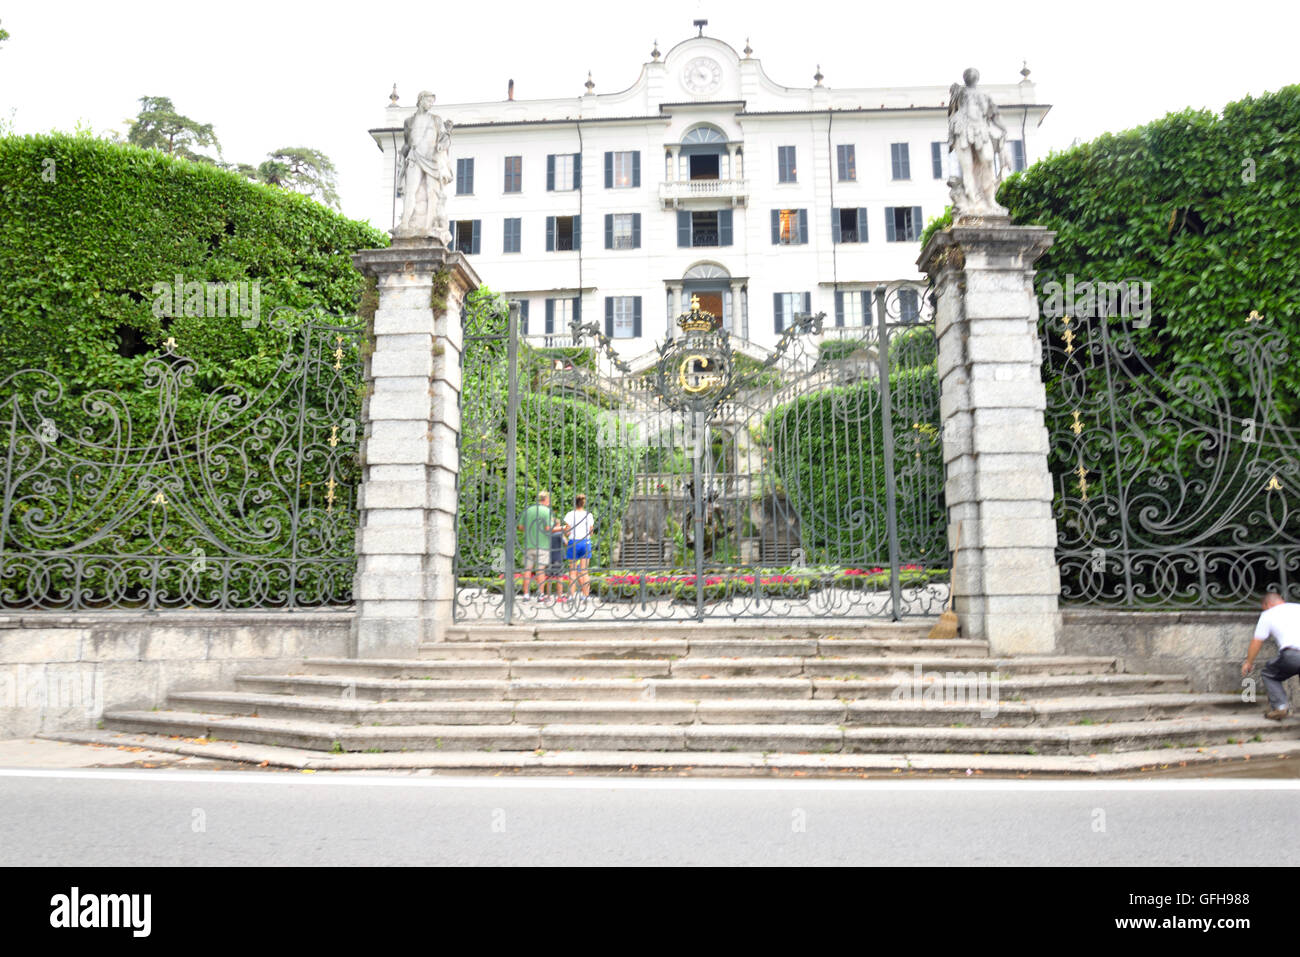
{"left": 2, "top": 0, "right": 1296, "bottom": 226}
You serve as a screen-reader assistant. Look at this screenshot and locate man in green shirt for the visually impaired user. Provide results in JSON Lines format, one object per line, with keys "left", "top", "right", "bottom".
{"left": 518, "top": 490, "right": 557, "bottom": 601}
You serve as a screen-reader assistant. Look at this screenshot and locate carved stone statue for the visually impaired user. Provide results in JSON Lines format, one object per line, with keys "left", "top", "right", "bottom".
{"left": 395, "top": 91, "right": 454, "bottom": 242}
{"left": 946, "top": 68, "right": 1014, "bottom": 218}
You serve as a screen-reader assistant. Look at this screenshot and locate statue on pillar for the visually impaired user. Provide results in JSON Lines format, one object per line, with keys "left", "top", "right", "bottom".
{"left": 946, "top": 68, "right": 1014, "bottom": 219}
{"left": 395, "top": 91, "right": 454, "bottom": 242}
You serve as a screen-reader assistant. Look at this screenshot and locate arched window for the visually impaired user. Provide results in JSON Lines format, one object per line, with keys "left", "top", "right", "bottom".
{"left": 681, "top": 126, "right": 727, "bottom": 146}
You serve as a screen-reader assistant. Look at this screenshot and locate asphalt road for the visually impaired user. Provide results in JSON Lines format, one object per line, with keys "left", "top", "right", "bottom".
{"left": 2, "top": 768, "right": 1298, "bottom": 866}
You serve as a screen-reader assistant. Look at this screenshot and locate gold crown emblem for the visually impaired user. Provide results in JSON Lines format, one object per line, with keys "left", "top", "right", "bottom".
{"left": 677, "top": 294, "right": 722, "bottom": 333}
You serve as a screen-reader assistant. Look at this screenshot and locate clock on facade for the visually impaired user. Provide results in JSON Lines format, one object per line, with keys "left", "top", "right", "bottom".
{"left": 682, "top": 56, "right": 722, "bottom": 94}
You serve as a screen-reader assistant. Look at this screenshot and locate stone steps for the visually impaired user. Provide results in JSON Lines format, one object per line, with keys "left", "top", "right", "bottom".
{"left": 102, "top": 708, "right": 1286, "bottom": 756}
{"left": 438, "top": 621, "right": 940, "bottom": 643}
{"left": 415, "top": 637, "right": 991, "bottom": 659}
{"left": 297, "top": 654, "right": 1118, "bottom": 680}
{"left": 233, "top": 671, "right": 1190, "bottom": 702}
{"left": 164, "top": 689, "right": 1249, "bottom": 728}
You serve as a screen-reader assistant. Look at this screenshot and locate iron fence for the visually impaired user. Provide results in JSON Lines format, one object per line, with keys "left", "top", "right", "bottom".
{"left": 0, "top": 318, "right": 363, "bottom": 609}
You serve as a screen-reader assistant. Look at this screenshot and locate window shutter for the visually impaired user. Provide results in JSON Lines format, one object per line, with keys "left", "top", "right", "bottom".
{"left": 632, "top": 151, "right": 641, "bottom": 187}
{"left": 885, "top": 207, "right": 896, "bottom": 242}
{"left": 834, "top": 290, "right": 845, "bottom": 327}
{"left": 605, "top": 297, "right": 614, "bottom": 337}
{"left": 573, "top": 215, "right": 581, "bottom": 251}
{"left": 797, "top": 209, "right": 808, "bottom": 244}
{"left": 573, "top": 153, "right": 581, "bottom": 188}
{"left": 857, "top": 207, "right": 868, "bottom": 242}
{"left": 770, "top": 209, "right": 779, "bottom": 244}
{"left": 912, "top": 207, "right": 922, "bottom": 242}
{"left": 931, "top": 141, "right": 943, "bottom": 179}
{"left": 573, "top": 297, "right": 581, "bottom": 323}
{"left": 604, "top": 214, "right": 613, "bottom": 250}
{"left": 546, "top": 155, "right": 555, "bottom": 191}
{"left": 546, "top": 216, "right": 555, "bottom": 251}
{"left": 466, "top": 159, "right": 473, "bottom": 194}
{"left": 860, "top": 291, "right": 870, "bottom": 327}
{"left": 677, "top": 210, "right": 691, "bottom": 248}
{"left": 802, "top": 292, "right": 811, "bottom": 315}
{"left": 831, "top": 208, "right": 842, "bottom": 244}
{"left": 633, "top": 297, "right": 642, "bottom": 338}
{"left": 520, "top": 299, "right": 530, "bottom": 335}
{"left": 631, "top": 213, "right": 641, "bottom": 248}
{"left": 471, "top": 220, "right": 481, "bottom": 255}
{"left": 604, "top": 152, "right": 613, "bottom": 189}
{"left": 719, "top": 209, "right": 733, "bottom": 246}
{"left": 773, "top": 293, "right": 784, "bottom": 333}
{"left": 545, "top": 298, "right": 555, "bottom": 334}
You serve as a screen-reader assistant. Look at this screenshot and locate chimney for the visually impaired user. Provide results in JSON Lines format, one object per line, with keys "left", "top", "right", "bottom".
{"left": 508, "top": 79, "right": 515, "bottom": 101}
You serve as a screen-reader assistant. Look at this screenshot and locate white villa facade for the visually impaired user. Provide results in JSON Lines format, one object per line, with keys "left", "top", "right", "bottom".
{"left": 367, "top": 29, "right": 1050, "bottom": 354}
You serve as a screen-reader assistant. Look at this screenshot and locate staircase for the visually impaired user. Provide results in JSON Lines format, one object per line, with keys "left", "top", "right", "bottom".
{"left": 91, "top": 620, "right": 1288, "bottom": 772}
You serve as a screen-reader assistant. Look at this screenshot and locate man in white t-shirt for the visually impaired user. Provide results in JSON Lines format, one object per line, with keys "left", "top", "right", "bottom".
{"left": 1242, "top": 590, "right": 1300, "bottom": 719}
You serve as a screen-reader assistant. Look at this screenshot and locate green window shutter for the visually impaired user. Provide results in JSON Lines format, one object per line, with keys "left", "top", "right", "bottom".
{"left": 834, "top": 290, "right": 844, "bottom": 327}
{"left": 604, "top": 214, "right": 613, "bottom": 250}
{"left": 546, "top": 155, "right": 555, "bottom": 191}
{"left": 633, "top": 296, "right": 642, "bottom": 337}
{"left": 604, "top": 152, "right": 613, "bottom": 189}
{"left": 911, "top": 207, "right": 922, "bottom": 242}
{"left": 470, "top": 220, "right": 480, "bottom": 255}
{"left": 573, "top": 214, "right": 581, "bottom": 250}
{"left": 605, "top": 297, "right": 614, "bottom": 337}
{"left": 831, "top": 208, "right": 842, "bottom": 244}
{"left": 546, "top": 216, "right": 555, "bottom": 251}
{"left": 677, "top": 210, "right": 691, "bottom": 248}
{"left": 885, "top": 207, "right": 896, "bottom": 242}
{"left": 797, "top": 209, "right": 808, "bottom": 244}
{"left": 545, "top": 298, "right": 555, "bottom": 334}
{"left": 860, "top": 291, "right": 871, "bottom": 326}
{"left": 770, "top": 209, "right": 780, "bottom": 244}
{"left": 631, "top": 213, "right": 641, "bottom": 249}
{"left": 857, "top": 208, "right": 868, "bottom": 242}
{"left": 773, "top": 293, "right": 784, "bottom": 332}
{"left": 573, "top": 153, "right": 582, "bottom": 188}
{"left": 719, "top": 209, "right": 733, "bottom": 246}
{"left": 632, "top": 151, "right": 641, "bottom": 187}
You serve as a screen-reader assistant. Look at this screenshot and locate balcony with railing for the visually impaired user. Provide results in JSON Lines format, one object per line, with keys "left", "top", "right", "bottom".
{"left": 659, "top": 178, "right": 748, "bottom": 208}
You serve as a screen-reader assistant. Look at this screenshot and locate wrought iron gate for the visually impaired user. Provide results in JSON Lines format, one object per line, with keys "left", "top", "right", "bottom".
{"left": 0, "top": 316, "right": 363, "bottom": 610}
{"left": 454, "top": 286, "right": 947, "bottom": 622}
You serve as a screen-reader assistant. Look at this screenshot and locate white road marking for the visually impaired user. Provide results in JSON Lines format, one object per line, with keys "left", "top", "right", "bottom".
{"left": 1, "top": 767, "right": 1300, "bottom": 791}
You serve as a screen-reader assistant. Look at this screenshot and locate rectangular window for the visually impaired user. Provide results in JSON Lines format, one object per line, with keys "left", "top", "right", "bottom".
{"left": 546, "top": 214, "right": 580, "bottom": 251}
{"left": 504, "top": 156, "right": 522, "bottom": 193}
{"left": 456, "top": 157, "right": 474, "bottom": 195}
{"left": 890, "top": 143, "right": 911, "bottom": 180}
{"left": 610, "top": 213, "right": 637, "bottom": 249}
{"left": 605, "top": 150, "right": 641, "bottom": 188}
{"left": 772, "top": 291, "right": 811, "bottom": 333}
{"left": 771, "top": 208, "right": 808, "bottom": 245}
{"left": 516, "top": 298, "right": 530, "bottom": 335}
{"left": 884, "top": 206, "right": 922, "bottom": 243}
{"left": 836, "top": 144, "right": 856, "bottom": 182}
{"left": 547, "top": 153, "right": 581, "bottom": 191}
{"left": 548, "top": 296, "right": 577, "bottom": 334}
{"left": 835, "top": 290, "right": 869, "bottom": 327}
{"left": 899, "top": 288, "right": 921, "bottom": 323}
{"left": 833, "top": 207, "right": 868, "bottom": 244}
{"left": 777, "top": 145, "right": 797, "bottom": 183}
{"left": 452, "top": 219, "right": 480, "bottom": 255}
{"left": 676, "top": 210, "right": 732, "bottom": 247}
{"left": 1010, "top": 139, "right": 1027, "bottom": 172}
{"left": 605, "top": 296, "right": 641, "bottom": 339}
{"left": 503, "top": 217, "right": 521, "bottom": 254}
{"left": 931, "top": 142, "right": 944, "bottom": 179}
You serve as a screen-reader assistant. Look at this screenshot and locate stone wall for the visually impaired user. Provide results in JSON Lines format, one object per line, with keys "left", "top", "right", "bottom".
{"left": 1060, "top": 608, "right": 1293, "bottom": 700}
{"left": 0, "top": 611, "right": 351, "bottom": 737}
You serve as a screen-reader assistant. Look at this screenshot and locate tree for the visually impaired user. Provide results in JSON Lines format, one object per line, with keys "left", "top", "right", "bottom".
{"left": 125, "top": 96, "right": 221, "bottom": 163}
{"left": 258, "top": 147, "right": 340, "bottom": 208}
{"left": 0, "top": 20, "right": 10, "bottom": 46}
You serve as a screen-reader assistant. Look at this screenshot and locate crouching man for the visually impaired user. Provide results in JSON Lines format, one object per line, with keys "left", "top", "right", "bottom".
{"left": 1242, "top": 590, "right": 1300, "bottom": 720}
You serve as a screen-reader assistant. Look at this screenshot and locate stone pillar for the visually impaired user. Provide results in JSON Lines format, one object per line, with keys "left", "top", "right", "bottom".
{"left": 351, "top": 238, "right": 480, "bottom": 658}
{"left": 669, "top": 283, "right": 683, "bottom": 320}
{"left": 669, "top": 147, "right": 680, "bottom": 182}
{"left": 729, "top": 281, "right": 743, "bottom": 336}
{"left": 727, "top": 146, "right": 738, "bottom": 181}
{"left": 918, "top": 223, "right": 1060, "bottom": 655}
